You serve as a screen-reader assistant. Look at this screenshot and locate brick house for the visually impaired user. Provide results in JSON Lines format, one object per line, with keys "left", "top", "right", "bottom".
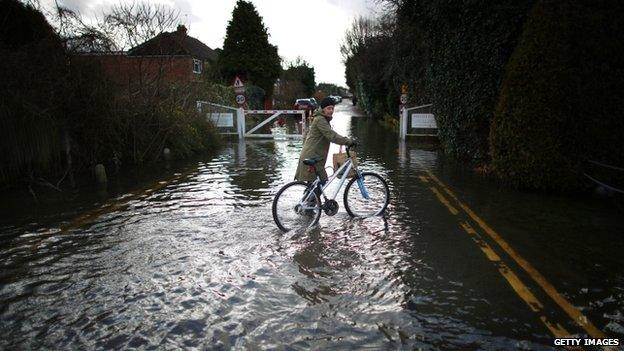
{"left": 75, "top": 25, "right": 218, "bottom": 93}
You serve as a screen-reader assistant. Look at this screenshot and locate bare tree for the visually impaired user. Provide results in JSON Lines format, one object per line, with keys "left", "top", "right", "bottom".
{"left": 20, "top": 0, "right": 41, "bottom": 9}
{"left": 60, "top": 8, "right": 116, "bottom": 52}
{"left": 101, "top": 2, "right": 180, "bottom": 51}
{"left": 35, "top": 1, "right": 179, "bottom": 53}
{"left": 340, "top": 17, "right": 381, "bottom": 60}
{"left": 30, "top": 0, "right": 116, "bottom": 53}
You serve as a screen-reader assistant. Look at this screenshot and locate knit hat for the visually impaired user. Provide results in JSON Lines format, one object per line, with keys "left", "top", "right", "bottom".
{"left": 320, "top": 96, "right": 335, "bottom": 109}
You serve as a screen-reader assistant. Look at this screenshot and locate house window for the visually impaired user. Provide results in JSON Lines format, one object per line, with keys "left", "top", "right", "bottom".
{"left": 193, "top": 59, "right": 202, "bottom": 74}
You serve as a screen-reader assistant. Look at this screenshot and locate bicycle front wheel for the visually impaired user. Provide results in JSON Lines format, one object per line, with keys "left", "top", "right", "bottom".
{"left": 272, "top": 181, "right": 322, "bottom": 232}
{"left": 344, "top": 172, "right": 389, "bottom": 217}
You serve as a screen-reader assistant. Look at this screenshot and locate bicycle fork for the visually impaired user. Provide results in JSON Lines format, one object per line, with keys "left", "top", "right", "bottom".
{"left": 356, "top": 172, "right": 369, "bottom": 200}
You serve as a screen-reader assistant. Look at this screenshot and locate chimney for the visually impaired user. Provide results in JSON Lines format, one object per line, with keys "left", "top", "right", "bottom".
{"left": 176, "top": 25, "right": 187, "bottom": 36}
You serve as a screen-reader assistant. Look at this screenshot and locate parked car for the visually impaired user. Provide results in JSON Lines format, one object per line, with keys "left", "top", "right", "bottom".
{"left": 308, "top": 98, "right": 319, "bottom": 109}
{"left": 293, "top": 98, "right": 315, "bottom": 113}
{"left": 331, "top": 95, "right": 342, "bottom": 103}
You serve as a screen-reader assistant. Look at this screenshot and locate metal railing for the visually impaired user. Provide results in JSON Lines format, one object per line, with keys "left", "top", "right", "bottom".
{"left": 584, "top": 160, "right": 624, "bottom": 194}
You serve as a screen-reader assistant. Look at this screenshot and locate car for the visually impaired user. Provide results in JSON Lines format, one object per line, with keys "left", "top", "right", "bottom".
{"left": 293, "top": 98, "right": 315, "bottom": 113}
{"left": 332, "top": 95, "right": 342, "bottom": 103}
{"left": 308, "top": 98, "right": 319, "bottom": 109}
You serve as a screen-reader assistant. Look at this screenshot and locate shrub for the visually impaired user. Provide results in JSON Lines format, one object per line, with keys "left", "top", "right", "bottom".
{"left": 343, "top": 1, "right": 533, "bottom": 162}
{"left": 490, "top": 0, "right": 624, "bottom": 191}
{"left": 0, "top": 0, "right": 222, "bottom": 187}
{"left": 203, "top": 82, "right": 236, "bottom": 107}
{"left": 0, "top": 0, "right": 67, "bottom": 183}
{"left": 245, "top": 84, "right": 265, "bottom": 110}
{"left": 424, "top": 0, "right": 534, "bottom": 163}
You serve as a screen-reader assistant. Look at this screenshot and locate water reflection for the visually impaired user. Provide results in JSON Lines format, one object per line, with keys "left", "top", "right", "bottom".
{"left": 0, "top": 103, "right": 622, "bottom": 349}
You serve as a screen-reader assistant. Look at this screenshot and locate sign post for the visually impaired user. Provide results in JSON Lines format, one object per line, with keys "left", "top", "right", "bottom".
{"left": 233, "top": 75, "right": 246, "bottom": 107}
{"left": 399, "top": 84, "right": 408, "bottom": 139}
{"left": 400, "top": 94, "right": 408, "bottom": 105}
{"left": 399, "top": 84, "right": 408, "bottom": 111}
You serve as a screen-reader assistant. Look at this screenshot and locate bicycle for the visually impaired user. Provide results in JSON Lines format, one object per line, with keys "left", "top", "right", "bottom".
{"left": 272, "top": 145, "right": 390, "bottom": 232}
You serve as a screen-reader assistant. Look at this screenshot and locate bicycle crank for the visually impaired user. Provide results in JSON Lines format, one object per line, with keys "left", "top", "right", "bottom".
{"left": 323, "top": 200, "right": 339, "bottom": 216}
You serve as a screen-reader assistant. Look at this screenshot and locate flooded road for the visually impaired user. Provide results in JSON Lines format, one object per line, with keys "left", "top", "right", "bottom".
{"left": 1, "top": 103, "right": 623, "bottom": 350}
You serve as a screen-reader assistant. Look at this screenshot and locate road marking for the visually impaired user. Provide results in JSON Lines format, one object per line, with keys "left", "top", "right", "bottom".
{"left": 420, "top": 177, "right": 585, "bottom": 345}
{"left": 459, "top": 221, "right": 572, "bottom": 339}
{"left": 430, "top": 187, "right": 459, "bottom": 215}
{"left": 422, "top": 172, "right": 607, "bottom": 339}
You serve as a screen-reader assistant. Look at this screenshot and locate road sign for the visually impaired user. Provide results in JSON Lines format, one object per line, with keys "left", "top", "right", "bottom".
{"left": 400, "top": 94, "right": 408, "bottom": 104}
{"left": 235, "top": 94, "right": 246, "bottom": 105}
{"left": 233, "top": 76, "right": 244, "bottom": 88}
{"left": 209, "top": 113, "right": 234, "bottom": 127}
{"left": 411, "top": 113, "right": 437, "bottom": 129}
{"left": 401, "top": 84, "right": 408, "bottom": 94}
{"left": 233, "top": 76, "right": 245, "bottom": 92}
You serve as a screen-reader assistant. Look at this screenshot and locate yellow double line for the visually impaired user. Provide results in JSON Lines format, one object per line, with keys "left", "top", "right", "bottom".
{"left": 419, "top": 171, "right": 609, "bottom": 342}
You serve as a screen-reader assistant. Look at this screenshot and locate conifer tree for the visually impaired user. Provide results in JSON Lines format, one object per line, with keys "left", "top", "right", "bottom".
{"left": 283, "top": 58, "right": 315, "bottom": 96}
{"left": 218, "top": 0, "right": 281, "bottom": 96}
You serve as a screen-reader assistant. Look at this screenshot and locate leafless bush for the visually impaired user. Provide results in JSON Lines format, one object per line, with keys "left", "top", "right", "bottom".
{"left": 101, "top": 2, "right": 180, "bottom": 50}
{"left": 2, "top": 0, "right": 218, "bottom": 190}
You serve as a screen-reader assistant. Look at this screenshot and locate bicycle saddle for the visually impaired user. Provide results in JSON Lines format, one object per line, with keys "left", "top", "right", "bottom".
{"left": 303, "top": 158, "right": 319, "bottom": 166}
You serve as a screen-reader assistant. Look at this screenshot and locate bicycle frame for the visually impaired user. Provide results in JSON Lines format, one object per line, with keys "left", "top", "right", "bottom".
{"left": 301, "top": 157, "right": 357, "bottom": 207}
{"left": 273, "top": 145, "right": 388, "bottom": 231}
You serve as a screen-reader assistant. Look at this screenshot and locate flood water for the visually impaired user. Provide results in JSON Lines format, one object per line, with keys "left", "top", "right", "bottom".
{"left": 1, "top": 103, "right": 623, "bottom": 350}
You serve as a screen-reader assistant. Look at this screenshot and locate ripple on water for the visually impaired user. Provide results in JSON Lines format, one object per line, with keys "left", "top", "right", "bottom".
{"left": 3, "top": 116, "right": 608, "bottom": 350}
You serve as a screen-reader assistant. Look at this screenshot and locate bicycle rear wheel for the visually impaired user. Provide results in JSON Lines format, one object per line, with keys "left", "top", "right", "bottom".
{"left": 272, "top": 181, "right": 322, "bottom": 232}
{"left": 343, "top": 172, "right": 389, "bottom": 217}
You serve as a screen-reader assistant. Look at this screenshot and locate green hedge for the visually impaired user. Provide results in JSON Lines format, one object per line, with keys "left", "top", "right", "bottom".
{"left": 343, "top": 1, "right": 533, "bottom": 163}
{"left": 424, "top": 0, "right": 534, "bottom": 162}
{"left": 203, "top": 82, "right": 236, "bottom": 107}
{"left": 490, "top": 0, "right": 624, "bottom": 191}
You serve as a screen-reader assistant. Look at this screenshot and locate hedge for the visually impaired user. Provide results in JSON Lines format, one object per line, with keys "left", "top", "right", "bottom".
{"left": 489, "top": 0, "right": 624, "bottom": 191}
{"left": 424, "top": 0, "right": 534, "bottom": 162}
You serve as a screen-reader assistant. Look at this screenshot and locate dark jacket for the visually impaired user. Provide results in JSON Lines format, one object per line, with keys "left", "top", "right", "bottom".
{"left": 294, "top": 112, "right": 352, "bottom": 182}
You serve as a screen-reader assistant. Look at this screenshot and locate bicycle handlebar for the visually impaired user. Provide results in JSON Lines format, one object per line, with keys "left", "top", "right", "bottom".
{"left": 346, "top": 144, "right": 356, "bottom": 158}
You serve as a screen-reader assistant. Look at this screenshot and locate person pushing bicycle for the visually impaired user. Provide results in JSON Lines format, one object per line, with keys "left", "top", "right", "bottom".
{"left": 294, "top": 96, "right": 356, "bottom": 184}
{"left": 273, "top": 96, "right": 387, "bottom": 231}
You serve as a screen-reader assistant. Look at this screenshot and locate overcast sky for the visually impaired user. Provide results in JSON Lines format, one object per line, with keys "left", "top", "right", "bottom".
{"left": 43, "top": 0, "right": 382, "bottom": 87}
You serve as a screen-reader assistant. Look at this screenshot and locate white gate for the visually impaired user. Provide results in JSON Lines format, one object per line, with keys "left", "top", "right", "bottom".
{"left": 400, "top": 104, "right": 438, "bottom": 139}
{"left": 197, "top": 101, "right": 245, "bottom": 138}
{"left": 243, "top": 109, "right": 307, "bottom": 139}
{"left": 197, "top": 101, "right": 307, "bottom": 139}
